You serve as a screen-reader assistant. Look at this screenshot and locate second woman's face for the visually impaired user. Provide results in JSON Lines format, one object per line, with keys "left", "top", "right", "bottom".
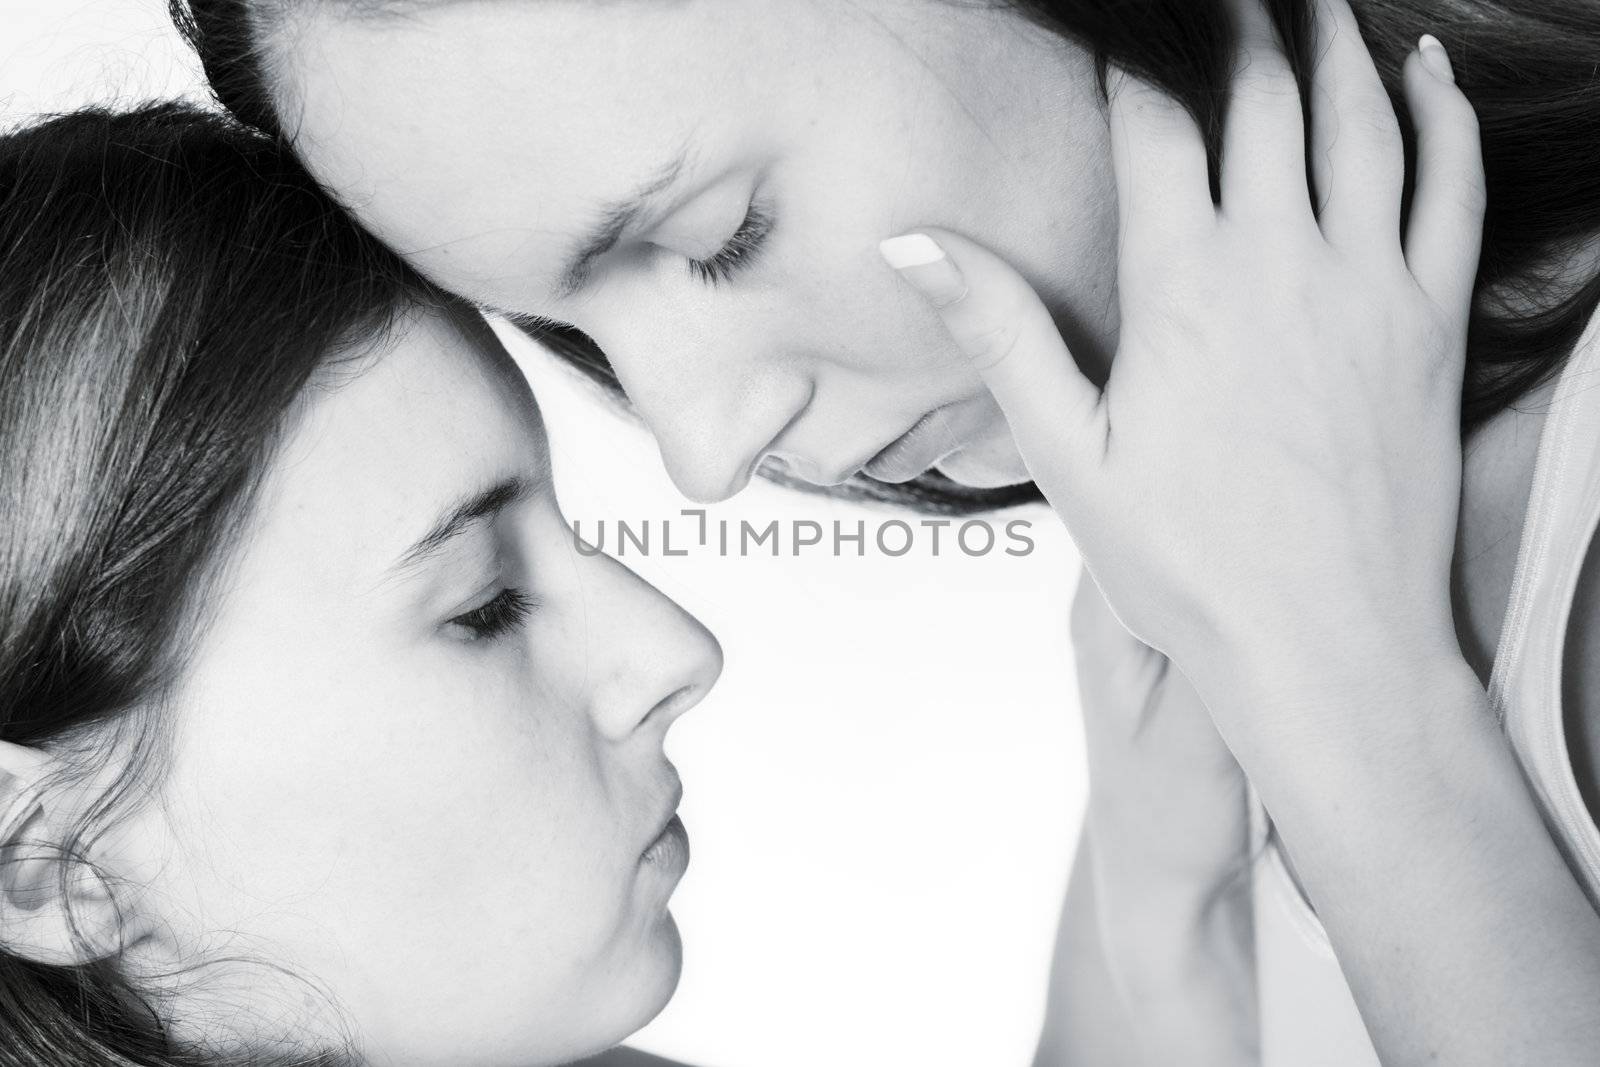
{"left": 137, "top": 310, "right": 723, "bottom": 1065}
{"left": 284, "top": 0, "right": 1119, "bottom": 502}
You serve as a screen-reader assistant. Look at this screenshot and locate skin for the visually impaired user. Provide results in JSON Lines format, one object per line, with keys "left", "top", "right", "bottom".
{"left": 261, "top": 0, "right": 1600, "bottom": 1061}
{"left": 272, "top": 2, "right": 1588, "bottom": 721}
{"left": 279, "top": 0, "right": 1117, "bottom": 501}
{"left": 895, "top": 3, "right": 1600, "bottom": 1063}
{"left": 4, "top": 309, "right": 723, "bottom": 1067}
{"left": 272, "top": 0, "right": 1600, "bottom": 790}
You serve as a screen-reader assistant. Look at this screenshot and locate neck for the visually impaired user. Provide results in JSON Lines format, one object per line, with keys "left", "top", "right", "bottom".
{"left": 1452, "top": 236, "right": 1600, "bottom": 682}
{"left": 1454, "top": 370, "right": 1565, "bottom": 685}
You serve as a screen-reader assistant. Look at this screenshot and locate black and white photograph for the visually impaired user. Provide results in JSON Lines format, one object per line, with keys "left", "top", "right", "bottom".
{"left": 1, "top": 2, "right": 1598, "bottom": 1065}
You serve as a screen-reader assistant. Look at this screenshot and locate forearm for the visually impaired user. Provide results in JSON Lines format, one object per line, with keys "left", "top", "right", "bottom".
{"left": 1207, "top": 646, "right": 1600, "bottom": 1065}
{"left": 1032, "top": 830, "right": 1146, "bottom": 1067}
{"left": 1034, "top": 824, "right": 1258, "bottom": 1067}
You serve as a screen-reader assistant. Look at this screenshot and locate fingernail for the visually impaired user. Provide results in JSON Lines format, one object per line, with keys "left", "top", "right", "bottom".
{"left": 1418, "top": 34, "right": 1454, "bottom": 83}
{"left": 879, "top": 233, "right": 947, "bottom": 269}
{"left": 880, "top": 233, "right": 969, "bottom": 308}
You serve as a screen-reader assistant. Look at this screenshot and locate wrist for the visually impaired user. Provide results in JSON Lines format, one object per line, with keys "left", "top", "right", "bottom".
{"left": 1183, "top": 614, "right": 1480, "bottom": 756}
{"left": 1204, "top": 644, "right": 1498, "bottom": 847}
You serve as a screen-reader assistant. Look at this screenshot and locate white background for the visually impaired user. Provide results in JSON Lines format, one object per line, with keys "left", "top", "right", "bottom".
{"left": 0, "top": 6, "right": 1088, "bottom": 1064}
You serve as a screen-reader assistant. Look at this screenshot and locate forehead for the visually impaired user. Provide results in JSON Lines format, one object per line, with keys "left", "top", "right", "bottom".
{"left": 280, "top": 1, "right": 777, "bottom": 302}
{"left": 240, "top": 309, "right": 544, "bottom": 584}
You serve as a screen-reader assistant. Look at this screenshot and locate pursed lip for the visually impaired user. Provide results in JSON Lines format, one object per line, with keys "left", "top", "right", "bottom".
{"left": 860, "top": 403, "right": 965, "bottom": 483}
{"left": 768, "top": 402, "right": 969, "bottom": 487}
{"left": 641, "top": 770, "right": 685, "bottom": 857}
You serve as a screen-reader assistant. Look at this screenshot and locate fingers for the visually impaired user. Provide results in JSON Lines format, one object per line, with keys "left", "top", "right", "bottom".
{"left": 878, "top": 229, "right": 1105, "bottom": 496}
{"left": 1107, "top": 68, "right": 1214, "bottom": 249}
{"left": 1221, "top": 0, "right": 1310, "bottom": 217}
{"left": 1402, "top": 36, "right": 1485, "bottom": 320}
{"left": 1307, "top": 0, "right": 1404, "bottom": 245}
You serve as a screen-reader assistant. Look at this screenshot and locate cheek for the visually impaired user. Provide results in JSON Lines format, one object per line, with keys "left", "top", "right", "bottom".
{"left": 153, "top": 631, "right": 640, "bottom": 1043}
{"left": 628, "top": 228, "right": 966, "bottom": 383}
{"left": 757, "top": 176, "right": 975, "bottom": 380}
{"left": 787, "top": 256, "right": 972, "bottom": 386}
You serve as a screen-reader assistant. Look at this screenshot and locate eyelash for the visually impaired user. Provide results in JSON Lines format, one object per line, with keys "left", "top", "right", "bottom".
{"left": 448, "top": 588, "right": 535, "bottom": 641}
{"left": 685, "top": 202, "right": 774, "bottom": 286}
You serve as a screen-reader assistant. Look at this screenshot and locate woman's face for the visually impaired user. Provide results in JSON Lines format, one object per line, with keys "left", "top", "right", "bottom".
{"left": 130, "top": 309, "right": 722, "bottom": 1065}
{"left": 282, "top": 0, "right": 1119, "bottom": 502}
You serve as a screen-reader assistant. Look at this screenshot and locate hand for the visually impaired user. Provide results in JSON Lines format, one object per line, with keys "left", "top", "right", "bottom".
{"left": 882, "top": 0, "right": 1486, "bottom": 731}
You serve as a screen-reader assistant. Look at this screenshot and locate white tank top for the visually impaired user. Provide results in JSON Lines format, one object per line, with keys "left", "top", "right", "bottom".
{"left": 1253, "top": 306, "right": 1600, "bottom": 1067}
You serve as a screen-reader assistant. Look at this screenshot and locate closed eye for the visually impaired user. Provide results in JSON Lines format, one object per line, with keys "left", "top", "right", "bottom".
{"left": 686, "top": 201, "right": 774, "bottom": 286}
{"left": 448, "top": 588, "right": 536, "bottom": 641}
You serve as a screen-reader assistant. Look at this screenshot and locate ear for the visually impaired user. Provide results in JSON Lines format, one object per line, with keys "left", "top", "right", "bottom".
{"left": 0, "top": 741, "right": 128, "bottom": 966}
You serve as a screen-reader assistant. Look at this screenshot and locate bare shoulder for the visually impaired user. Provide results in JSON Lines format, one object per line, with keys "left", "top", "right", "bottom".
{"left": 572, "top": 1049, "right": 697, "bottom": 1067}
{"left": 1561, "top": 530, "right": 1600, "bottom": 825}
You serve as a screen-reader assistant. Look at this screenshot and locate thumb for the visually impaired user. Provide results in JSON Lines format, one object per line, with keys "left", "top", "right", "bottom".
{"left": 878, "top": 228, "right": 1105, "bottom": 497}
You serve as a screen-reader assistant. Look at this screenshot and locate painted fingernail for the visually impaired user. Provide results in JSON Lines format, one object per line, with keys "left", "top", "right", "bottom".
{"left": 879, "top": 233, "right": 947, "bottom": 268}
{"left": 880, "top": 233, "right": 968, "bottom": 308}
{"left": 1418, "top": 34, "right": 1454, "bottom": 83}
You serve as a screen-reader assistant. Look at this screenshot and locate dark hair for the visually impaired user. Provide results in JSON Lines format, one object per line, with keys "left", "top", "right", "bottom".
{"left": 0, "top": 101, "right": 437, "bottom": 1065}
{"left": 171, "top": 0, "right": 1600, "bottom": 512}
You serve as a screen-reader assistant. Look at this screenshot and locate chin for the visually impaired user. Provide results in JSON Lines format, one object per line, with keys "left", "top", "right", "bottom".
{"left": 556, "top": 917, "right": 684, "bottom": 1066}
{"left": 626, "top": 914, "right": 685, "bottom": 1031}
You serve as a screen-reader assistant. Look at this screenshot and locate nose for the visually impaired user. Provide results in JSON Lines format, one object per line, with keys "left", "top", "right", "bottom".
{"left": 588, "top": 319, "right": 811, "bottom": 503}
{"left": 575, "top": 548, "right": 724, "bottom": 743}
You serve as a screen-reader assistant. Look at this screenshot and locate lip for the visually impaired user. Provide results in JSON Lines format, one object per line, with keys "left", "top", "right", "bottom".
{"left": 764, "top": 453, "right": 857, "bottom": 487}
{"left": 640, "top": 773, "right": 686, "bottom": 861}
{"left": 640, "top": 814, "right": 690, "bottom": 875}
{"left": 861, "top": 405, "right": 965, "bottom": 483}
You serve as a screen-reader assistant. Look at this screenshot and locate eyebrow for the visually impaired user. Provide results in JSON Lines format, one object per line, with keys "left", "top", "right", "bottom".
{"left": 391, "top": 476, "right": 534, "bottom": 575}
{"left": 552, "top": 147, "right": 692, "bottom": 300}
